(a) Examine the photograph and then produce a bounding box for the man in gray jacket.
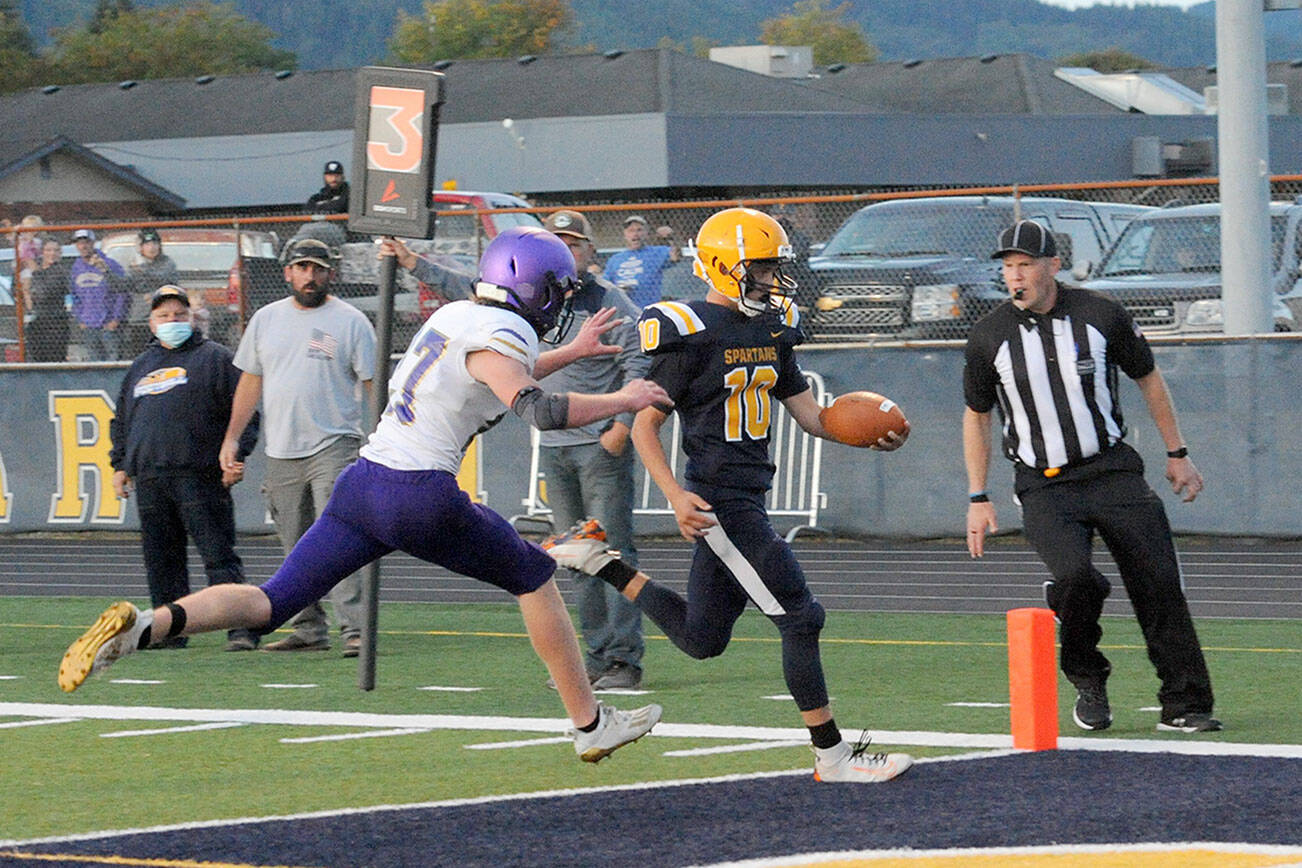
[381,213,649,687]
[535,210,649,688]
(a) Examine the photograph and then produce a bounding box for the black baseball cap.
[324,160,344,174]
[138,228,161,244]
[150,285,190,309]
[992,220,1057,259]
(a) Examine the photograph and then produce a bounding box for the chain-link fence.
[5,175,1302,361]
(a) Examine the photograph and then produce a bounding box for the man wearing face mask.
[219,237,377,656]
[110,286,262,651]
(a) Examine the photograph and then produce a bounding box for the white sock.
[132,606,156,649]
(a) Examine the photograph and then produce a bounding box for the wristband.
[968,492,990,503]
[1166,446,1188,459]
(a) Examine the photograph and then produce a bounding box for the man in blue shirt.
[602,215,680,308]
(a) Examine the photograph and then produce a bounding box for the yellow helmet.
[691,207,796,317]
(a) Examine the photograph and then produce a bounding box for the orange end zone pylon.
[1007,607,1058,750]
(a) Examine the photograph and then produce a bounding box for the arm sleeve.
[109,369,132,471]
[772,343,807,400]
[963,332,999,413]
[1110,307,1156,380]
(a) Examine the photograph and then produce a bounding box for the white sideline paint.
[4,701,1302,758]
[947,701,1010,708]
[100,722,246,738]
[691,842,1302,867]
[281,728,431,745]
[465,736,572,750]
[664,740,808,757]
[260,683,318,689]
[0,716,77,729]
[109,679,165,685]
[416,685,483,692]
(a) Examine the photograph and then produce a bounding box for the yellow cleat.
[58,601,146,693]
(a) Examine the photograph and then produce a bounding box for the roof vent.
[979,54,999,64]
[432,60,453,71]
[195,74,215,85]
[1205,65,1217,74]
[1291,58,1302,68]
[603,49,624,60]
[275,69,293,80]
[826,62,846,73]
[42,85,60,95]
[118,80,137,90]
[903,59,922,69]
[517,54,537,65]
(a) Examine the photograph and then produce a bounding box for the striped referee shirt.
[963,284,1155,472]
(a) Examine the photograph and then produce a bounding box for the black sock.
[596,559,638,592]
[576,713,600,733]
[165,602,187,637]
[136,626,152,650]
[809,719,842,749]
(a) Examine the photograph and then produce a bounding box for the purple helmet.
[474,226,578,341]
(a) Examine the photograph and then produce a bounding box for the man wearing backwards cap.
[963,219,1221,734]
[219,236,377,655]
[109,286,262,651]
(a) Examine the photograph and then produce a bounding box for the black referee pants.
[1020,466,1214,718]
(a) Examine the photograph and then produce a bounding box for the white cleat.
[58,601,151,693]
[542,519,620,576]
[572,701,662,763]
[813,736,913,783]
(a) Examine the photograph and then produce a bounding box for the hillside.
[20,0,1302,72]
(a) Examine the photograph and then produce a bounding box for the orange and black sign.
[348,66,445,238]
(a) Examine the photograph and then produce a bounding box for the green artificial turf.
[0,597,1296,841]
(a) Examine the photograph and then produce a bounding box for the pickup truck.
[1079,201,1301,334]
[805,195,1150,342]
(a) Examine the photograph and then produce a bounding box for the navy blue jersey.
[638,299,806,493]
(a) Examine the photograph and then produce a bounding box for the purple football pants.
[258,457,556,632]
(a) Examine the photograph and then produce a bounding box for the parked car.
[1079,201,1301,334]
[805,196,1151,342]
[100,227,281,349]
[337,190,542,351]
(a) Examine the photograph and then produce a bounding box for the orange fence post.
[1007,607,1058,751]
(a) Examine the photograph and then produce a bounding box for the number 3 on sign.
[367,86,424,174]
[724,366,777,441]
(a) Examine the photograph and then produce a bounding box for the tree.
[389,0,573,62]
[0,0,47,93]
[46,2,295,85]
[1056,48,1159,73]
[760,0,876,67]
[89,0,136,34]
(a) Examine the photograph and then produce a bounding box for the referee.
[962,219,1220,734]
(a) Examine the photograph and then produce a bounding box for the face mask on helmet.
[691,208,798,318]
[474,227,579,343]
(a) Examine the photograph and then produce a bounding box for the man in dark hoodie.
[109,285,261,651]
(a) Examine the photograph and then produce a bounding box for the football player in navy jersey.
[547,208,914,783]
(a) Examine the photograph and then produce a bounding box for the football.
[819,391,908,447]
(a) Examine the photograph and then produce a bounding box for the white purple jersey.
[360,300,540,473]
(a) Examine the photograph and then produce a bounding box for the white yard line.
[100,721,247,738]
[4,701,1300,757]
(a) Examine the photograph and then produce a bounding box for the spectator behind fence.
[28,237,71,362]
[70,228,130,361]
[307,160,349,214]
[110,286,262,651]
[16,215,44,297]
[125,228,180,355]
[537,209,649,690]
[602,215,680,308]
[220,236,376,657]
